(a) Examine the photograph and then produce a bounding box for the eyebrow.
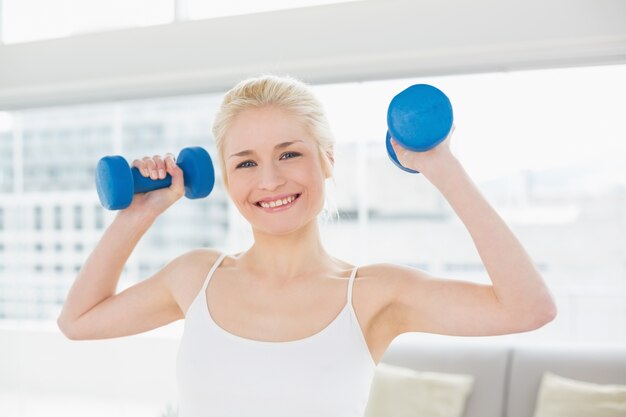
[228,140,303,159]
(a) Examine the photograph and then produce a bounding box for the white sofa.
[380,337,626,417]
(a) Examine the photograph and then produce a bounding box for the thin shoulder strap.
[346,266,358,305]
[201,252,228,292]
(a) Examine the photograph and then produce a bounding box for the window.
[53,206,62,230]
[0,64,624,346]
[73,205,83,230]
[33,206,43,230]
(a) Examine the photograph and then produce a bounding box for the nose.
[258,162,286,190]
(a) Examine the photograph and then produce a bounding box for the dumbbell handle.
[132,165,173,194]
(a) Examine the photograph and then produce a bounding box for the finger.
[164,154,177,173]
[163,153,176,164]
[166,156,185,197]
[390,137,405,155]
[164,154,177,170]
[389,137,397,150]
[153,155,166,179]
[131,159,149,177]
[142,156,158,179]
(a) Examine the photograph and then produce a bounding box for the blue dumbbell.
[95,146,215,210]
[385,84,454,173]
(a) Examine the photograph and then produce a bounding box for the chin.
[253,221,307,237]
[250,215,321,237]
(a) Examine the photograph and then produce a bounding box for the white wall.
[1,0,625,109]
[0,326,182,416]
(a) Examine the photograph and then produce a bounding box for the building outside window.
[0,64,624,344]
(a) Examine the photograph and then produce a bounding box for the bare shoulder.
[356,262,431,293]
[355,261,438,314]
[354,262,432,328]
[164,248,224,316]
[352,262,420,320]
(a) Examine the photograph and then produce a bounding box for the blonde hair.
[212,74,339,222]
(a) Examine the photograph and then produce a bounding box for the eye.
[236,160,256,169]
[281,151,301,159]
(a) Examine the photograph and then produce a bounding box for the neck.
[239,219,333,286]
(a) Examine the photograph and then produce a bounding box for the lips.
[255,193,301,209]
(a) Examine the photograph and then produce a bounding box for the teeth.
[259,194,297,208]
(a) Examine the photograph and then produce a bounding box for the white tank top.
[176,253,377,417]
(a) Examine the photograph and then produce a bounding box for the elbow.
[504,292,558,333]
[545,299,558,323]
[56,317,73,339]
[57,316,81,341]
[525,299,558,331]
[540,290,558,325]
[535,305,557,329]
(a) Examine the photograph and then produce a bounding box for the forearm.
[425,157,556,319]
[57,211,155,325]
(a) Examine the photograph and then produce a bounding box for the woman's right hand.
[123,153,185,219]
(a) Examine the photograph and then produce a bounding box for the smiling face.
[223,105,331,236]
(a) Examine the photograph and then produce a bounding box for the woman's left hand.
[389,124,456,179]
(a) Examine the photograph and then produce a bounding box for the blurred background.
[0,0,625,416]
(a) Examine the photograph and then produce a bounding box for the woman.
[58,75,557,417]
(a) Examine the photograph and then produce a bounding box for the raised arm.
[57,153,187,340]
[385,134,557,337]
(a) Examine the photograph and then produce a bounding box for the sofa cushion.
[507,344,626,417]
[379,336,510,417]
[364,362,474,417]
[532,372,626,417]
